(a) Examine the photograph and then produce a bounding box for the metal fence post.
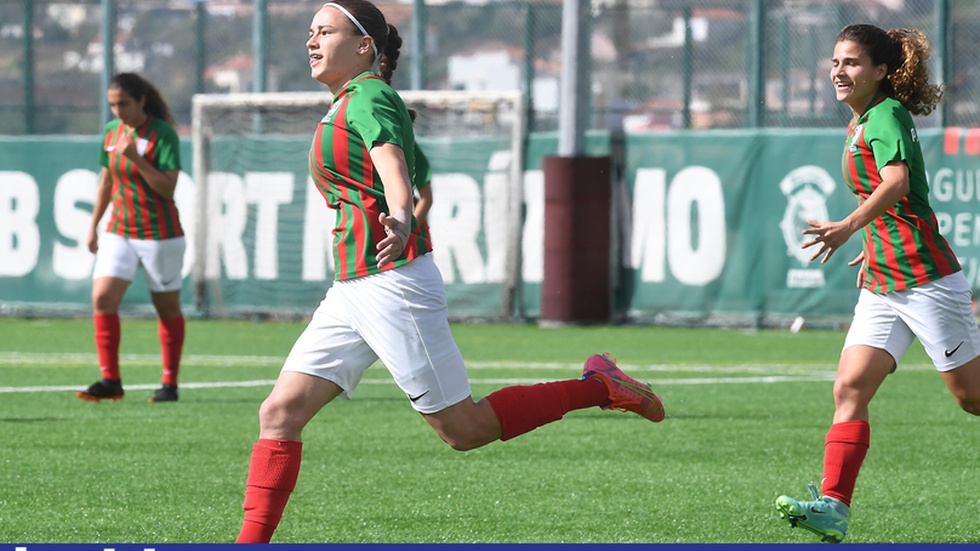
[746,0,764,128]
[100,0,116,125]
[22,0,34,134]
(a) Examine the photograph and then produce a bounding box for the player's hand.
[848,251,866,288]
[801,219,855,264]
[118,134,140,161]
[87,228,99,254]
[376,212,409,268]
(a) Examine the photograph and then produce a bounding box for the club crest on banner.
[779,165,836,288]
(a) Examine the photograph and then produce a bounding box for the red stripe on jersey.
[360,142,389,275]
[857,129,906,290]
[145,127,166,238]
[314,119,350,278]
[892,195,928,287]
[919,212,958,276]
[861,224,885,292]
[332,98,369,279]
[118,134,139,236]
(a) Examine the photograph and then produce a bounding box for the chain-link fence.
[2,0,979,136]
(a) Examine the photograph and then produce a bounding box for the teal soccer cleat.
[775,482,849,543]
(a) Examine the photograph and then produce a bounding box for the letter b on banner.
[0,172,41,277]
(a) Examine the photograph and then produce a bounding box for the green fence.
[3,0,980,135]
[4,128,980,325]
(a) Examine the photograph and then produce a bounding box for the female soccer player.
[774,24,980,542]
[76,73,185,404]
[234,0,665,542]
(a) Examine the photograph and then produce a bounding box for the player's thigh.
[91,277,130,313]
[93,233,139,284]
[843,289,915,368]
[940,355,980,414]
[150,290,182,320]
[344,256,471,414]
[343,256,471,414]
[893,272,980,371]
[133,237,185,293]
[280,288,379,401]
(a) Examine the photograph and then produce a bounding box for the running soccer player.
[774,24,980,542]
[76,73,186,404]
[233,0,665,542]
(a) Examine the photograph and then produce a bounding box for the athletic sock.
[158,315,185,386]
[485,377,609,441]
[236,439,303,543]
[94,313,121,382]
[822,420,870,507]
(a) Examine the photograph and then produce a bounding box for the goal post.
[190,89,526,319]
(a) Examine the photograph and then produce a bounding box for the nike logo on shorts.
[944,341,964,358]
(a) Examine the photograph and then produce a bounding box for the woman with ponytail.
[77,72,185,404]
[234,0,665,542]
[774,24,980,542]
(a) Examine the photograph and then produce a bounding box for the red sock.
[485,377,609,441]
[822,420,870,506]
[158,316,185,386]
[236,439,303,543]
[94,313,121,381]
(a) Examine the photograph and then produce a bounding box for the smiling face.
[830,39,888,117]
[306,5,374,93]
[107,88,146,129]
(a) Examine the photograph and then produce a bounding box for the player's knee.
[258,397,294,433]
[955,395,980,416]
[434,422,497,452]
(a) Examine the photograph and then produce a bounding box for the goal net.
[190,89,526,319]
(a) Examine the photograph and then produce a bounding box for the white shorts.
[281,254,472,414]
[843,271,980,372]
[92,233,186,293]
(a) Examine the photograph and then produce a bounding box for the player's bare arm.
[87,168,114,253]
[414,184,432,224]
[372,142,414,268]
[802,161,910,263]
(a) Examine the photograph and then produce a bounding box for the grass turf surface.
[0,318,977,543]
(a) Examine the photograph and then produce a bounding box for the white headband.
[323,2,378,58]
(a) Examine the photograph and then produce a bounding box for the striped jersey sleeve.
[307,72,431,281]
[100,117,183,240]
[841,95,959,293]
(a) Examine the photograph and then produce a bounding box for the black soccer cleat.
[148,384,179,403]
[76,378,124,402]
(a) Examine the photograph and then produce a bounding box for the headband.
[323,2,378,58]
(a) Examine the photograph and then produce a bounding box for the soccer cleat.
[148,384,179,403]
[775,482,849,543]
[76,378,124,402]
[582,353,665,422]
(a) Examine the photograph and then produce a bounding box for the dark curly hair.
[836,24,944,116]
[108,72,174,125]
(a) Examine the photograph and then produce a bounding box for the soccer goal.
[190,89,527,319]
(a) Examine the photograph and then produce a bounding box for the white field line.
[1,351,837,372]
[0,351,931,394]
[0,374,838,394]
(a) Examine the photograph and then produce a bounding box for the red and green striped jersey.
[99,116,183,240]
[309,72,431,281]
[841,93,959,293]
